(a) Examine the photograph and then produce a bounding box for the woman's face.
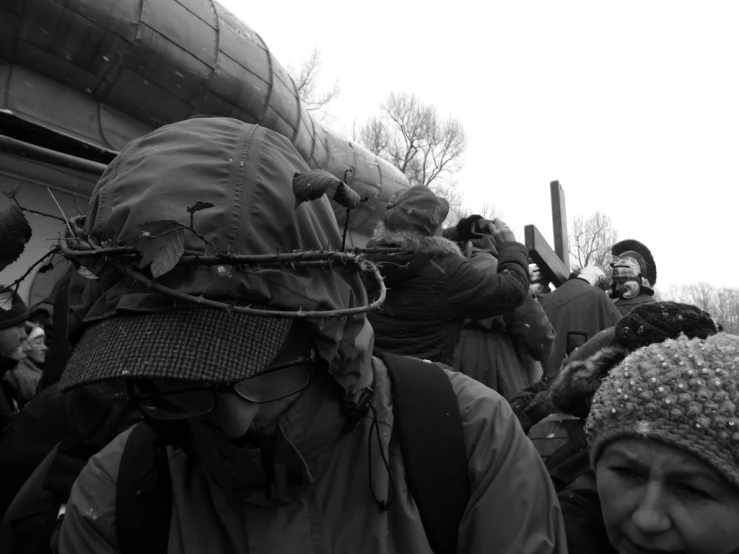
[596,438,739,554]
[25,334,48,364]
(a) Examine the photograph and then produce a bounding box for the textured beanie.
[383,186,449,236]
[548,302,718,418]
[0,288,29,330]
[614,301,717,351]
[587,333,739,488]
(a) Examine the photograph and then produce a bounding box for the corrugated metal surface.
[0,0,409,241]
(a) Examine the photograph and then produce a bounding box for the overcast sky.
[220,0,738,292]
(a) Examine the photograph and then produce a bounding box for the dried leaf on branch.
[123,220,187,279]
[292,170,361,209]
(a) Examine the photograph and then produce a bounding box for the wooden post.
[525,225,569,288]
[550,180,570,273]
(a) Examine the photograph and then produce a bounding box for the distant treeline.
[658,283,739,335]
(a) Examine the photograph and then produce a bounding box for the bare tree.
[357,92,467,199]
[288,48,340,123]
[658,282,739,335]
[568,211,619,272]
[447,200,504,228]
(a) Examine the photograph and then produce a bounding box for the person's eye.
[674,482,712,500]
[610,466,642,479]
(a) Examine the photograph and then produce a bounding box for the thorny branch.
[2,248,58,293]
[113,261,388,319]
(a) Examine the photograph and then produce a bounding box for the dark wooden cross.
[524,181,570,287]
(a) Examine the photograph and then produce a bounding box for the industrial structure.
[0,0,410,303]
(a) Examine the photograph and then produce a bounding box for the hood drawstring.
[367,366,396,511]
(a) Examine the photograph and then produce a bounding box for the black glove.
[455,215,484,242]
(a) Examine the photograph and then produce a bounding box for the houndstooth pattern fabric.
[59,309,292,390]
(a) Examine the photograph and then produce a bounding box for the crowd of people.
[0,116,734,554]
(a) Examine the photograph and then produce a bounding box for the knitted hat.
[383,186,449,236]
[587,333,739,488]
[0,288,29,330]
[548,302,718,418]
[614,301,718,351]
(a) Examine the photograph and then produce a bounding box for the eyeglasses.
[132,350,315,421]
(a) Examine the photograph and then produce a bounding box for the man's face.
[136,329,314,441]
[0,323,27,357]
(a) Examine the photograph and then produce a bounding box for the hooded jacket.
[55,118,566,553]
[365,228,530,365]
[60,355,567,554]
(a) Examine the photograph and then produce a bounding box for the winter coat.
[365,228,530,365]
[539,278,622,376]
[3,358,42,407]
[0,353,18,431]
[558,470,616,554]
[452,250,554,399]
[59,357,567,554]
[613,292,656,316]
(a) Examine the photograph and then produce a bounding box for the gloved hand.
[486,218,516,246]
[455,214,484,242]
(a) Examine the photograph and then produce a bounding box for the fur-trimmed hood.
[546,345,629,419]
[368,222,463,257]
[366,222,463,285]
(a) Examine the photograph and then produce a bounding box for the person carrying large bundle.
[48,118,565,554]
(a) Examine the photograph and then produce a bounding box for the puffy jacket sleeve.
[445,241,530,319]
[447,370,567,553]
[59,428,132,554]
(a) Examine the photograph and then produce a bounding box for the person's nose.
[632,481,671,535]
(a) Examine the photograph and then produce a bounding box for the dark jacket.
[539,278,622,376]
[366,227,530,365]
[453,249,555,399]
[0,353,19,432]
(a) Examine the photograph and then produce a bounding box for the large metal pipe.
[0,0,409,243]
[0,135,108,176]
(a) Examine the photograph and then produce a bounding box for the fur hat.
[587,333,739,488]
[383,186,449,236]
[547,302,718,418]
[0,289,29,331]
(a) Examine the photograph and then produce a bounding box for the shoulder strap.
[382,353,470,554]
[116,422,171,554]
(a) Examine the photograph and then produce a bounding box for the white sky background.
[219,0,738,292]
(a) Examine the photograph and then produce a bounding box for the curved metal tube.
[0,0,409,241]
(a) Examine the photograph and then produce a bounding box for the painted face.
[611,276,641,299]
[595,438,739,554]
[0,324,27,357]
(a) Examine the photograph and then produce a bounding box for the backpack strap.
[382,353,470,554]
[116,422,171,554]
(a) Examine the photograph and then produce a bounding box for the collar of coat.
[368,222,463,258]
[545,345,630,419]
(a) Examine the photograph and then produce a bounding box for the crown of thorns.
[56,169,397,319]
